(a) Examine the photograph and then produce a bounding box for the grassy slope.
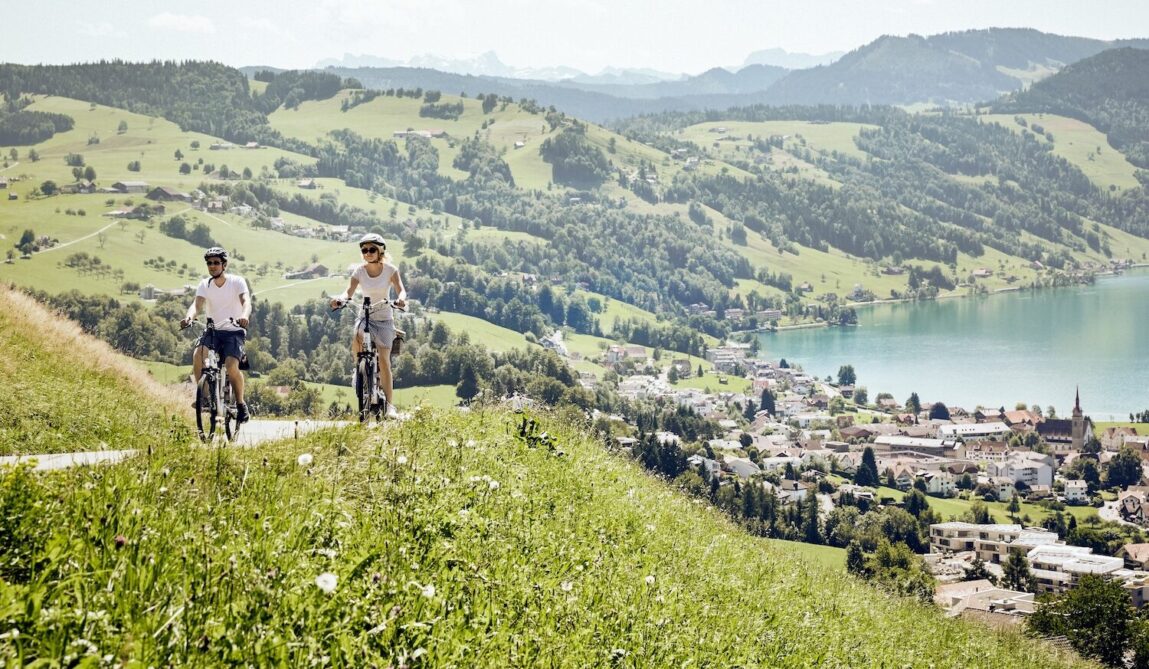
[0,285,192,455]
[980,112,1141,192]
[0,373,1090,667]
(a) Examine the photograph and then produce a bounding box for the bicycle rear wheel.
[222,379,239,442]
[195,375,219,441]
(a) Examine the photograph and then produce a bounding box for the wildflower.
[560,581,573,592]
[421,583,436,598]
[158,486,168,495]
[161,467,170,477]
[645,574,655,586]
[397,455,408,465]
[488,479,500,490]
[315,572,338,594]
[297,453,313,466]
[113,535,128,549]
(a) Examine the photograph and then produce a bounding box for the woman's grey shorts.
[357,319,396,350]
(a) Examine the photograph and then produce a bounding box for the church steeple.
[1072,387,1085,451]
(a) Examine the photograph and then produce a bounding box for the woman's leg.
[377,347,394,406]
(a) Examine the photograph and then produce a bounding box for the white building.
[988,452,1055,488]
[1064,479,1089,504]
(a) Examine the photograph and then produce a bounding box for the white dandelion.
[645,574,656,586]
[560,581,573,592]
[297,453,313,467]
[397,455,408,465]
[421,583,436,598]
[315,572,338,594]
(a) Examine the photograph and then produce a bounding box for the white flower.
[645,575,656,586]
[488,479,500,490]
[315,572,338,594]
[560,581,573,592]
[421,583,436,598]
[397,455,408,465]
[297,453,313,467]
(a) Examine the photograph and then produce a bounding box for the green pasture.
[980,113,1141,192]
[268,90,560,189]
[876,486,1100,525]
[766,538,846,571]
[671,370,752,395]
[679,120,878,162]
[17,96,314,188]
[422,310,531,353]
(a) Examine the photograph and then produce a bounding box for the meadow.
[0,321,1093,666]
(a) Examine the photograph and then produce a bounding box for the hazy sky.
[7,0,1149,74]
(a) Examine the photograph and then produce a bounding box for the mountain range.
[295,28,1149,123]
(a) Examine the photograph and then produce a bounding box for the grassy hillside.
[981,113,1141,191]
[0,375,1091,666]
[0,285,191,455]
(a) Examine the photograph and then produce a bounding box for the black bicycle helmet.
[204,246,228,262]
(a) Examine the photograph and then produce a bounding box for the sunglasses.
[206,260,224,266]
[360,246,380,254]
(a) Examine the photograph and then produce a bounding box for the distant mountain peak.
[741,47,844,70]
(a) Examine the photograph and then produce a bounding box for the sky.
[6,0,1149,75]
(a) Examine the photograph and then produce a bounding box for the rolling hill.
[0,307,1093,667]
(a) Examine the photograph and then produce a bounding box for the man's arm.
[181,296,206,328]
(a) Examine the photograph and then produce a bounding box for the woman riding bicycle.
[330,233,407,419]
[180,246,251,423]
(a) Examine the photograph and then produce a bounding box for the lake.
[758,270,1149,420]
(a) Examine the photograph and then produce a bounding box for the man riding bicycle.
[180,246,251,423]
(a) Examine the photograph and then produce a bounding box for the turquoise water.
[758,271,1149,420]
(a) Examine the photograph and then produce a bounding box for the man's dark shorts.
[200,329,246,362]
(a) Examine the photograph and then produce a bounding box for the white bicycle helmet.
[358,233,386,250]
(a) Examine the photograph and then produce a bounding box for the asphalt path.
[0,419,349,472]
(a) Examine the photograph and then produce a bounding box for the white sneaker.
[385,405,399,419]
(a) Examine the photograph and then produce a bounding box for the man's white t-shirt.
[195,274,249,331]
[351,262,398,321]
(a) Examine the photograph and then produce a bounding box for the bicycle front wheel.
[355,359,372,424]
[195,375,219,441]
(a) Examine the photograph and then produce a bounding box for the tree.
[39,180,58,196]
[1028,574,1135,667]
[853,386,868,405]
[905,392,922,415]
[1106,445,1143,488]
[117,120,128,134]
[836,364,856,386]
[1001,551,1036,592]
[27,148,39,162]
[928,402,950,420]
[456,364,480,402]
[83,165,97,181]
[846,541,866,576]
[760,388,775,415]
[1007,492,1021,521]
[174,149,184,161]
[180,162,192,175]
[855,446,880,487]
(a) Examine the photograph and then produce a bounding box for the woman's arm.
[330,276,360,308]
[390,268,407,308]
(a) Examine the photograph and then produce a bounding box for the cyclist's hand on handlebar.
[330,297,347,310]
[235,317,249,329]
[394,298,407,310]
[180,316,195,330]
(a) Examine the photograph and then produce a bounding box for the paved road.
[0,419,350,472]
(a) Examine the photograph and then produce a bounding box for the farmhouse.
[111,181,149,193]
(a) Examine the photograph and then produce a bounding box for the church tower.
[1071,387,1085,451]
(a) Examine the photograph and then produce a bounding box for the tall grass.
[0,284,191,455]
[0,402,1091,667]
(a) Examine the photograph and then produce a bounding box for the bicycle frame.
[334,296,403,423]
[187,318,240,442]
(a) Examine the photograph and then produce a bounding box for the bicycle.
[332,296,404,424]
[182,317,242,442]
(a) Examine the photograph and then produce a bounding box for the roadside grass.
[980,113,1141,191]
[0,404,1092,667]
[0,285,191,456]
